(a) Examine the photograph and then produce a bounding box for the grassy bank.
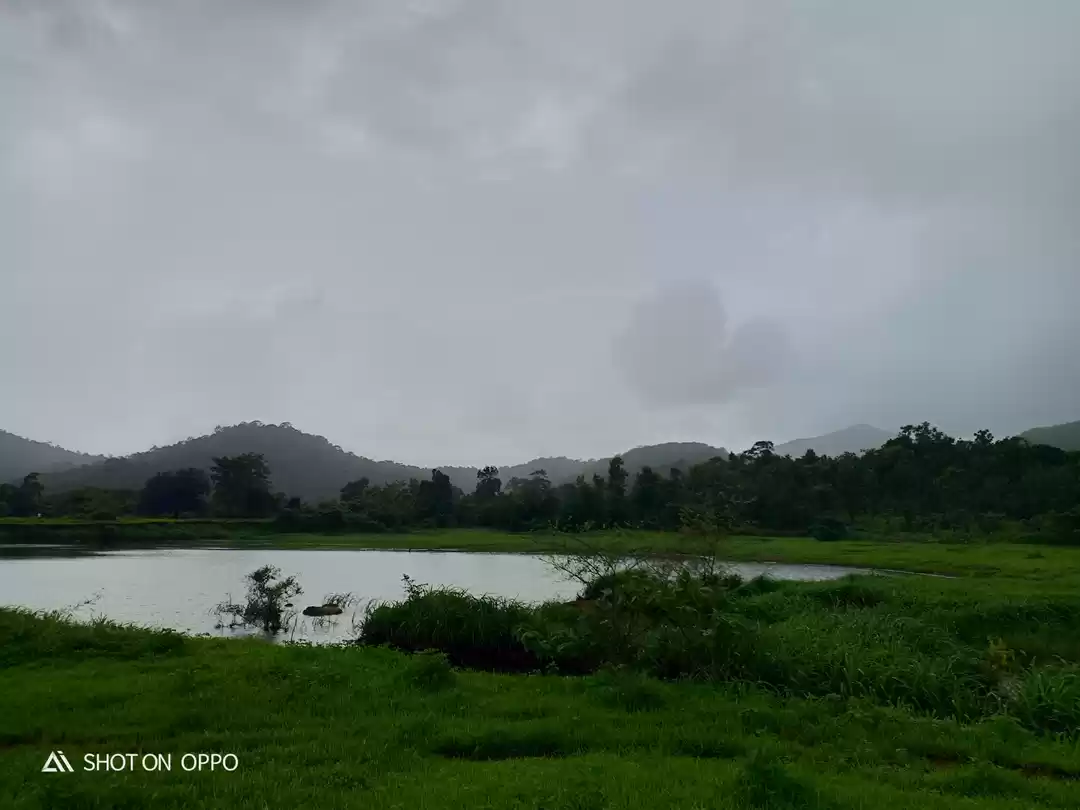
[6,519,1080,585]
[228,530,1080,586]
[2,606,1080,809]
[0,517,274,544]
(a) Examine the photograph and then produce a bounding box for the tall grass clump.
[1010,668,1080,736]
[358,575,539,671]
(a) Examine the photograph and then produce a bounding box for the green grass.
[359,569,1080,725]
[3,607,1080,809]
[8,521,1080,587]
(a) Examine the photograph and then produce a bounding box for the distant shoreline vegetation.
[0,422,1078,546]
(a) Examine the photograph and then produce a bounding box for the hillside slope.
[0,430,105,483]
[773,424,893,458]
[30,425,727,500]
[500,442,728,486]
[1021,420,1080,451]
[36,423,442,502]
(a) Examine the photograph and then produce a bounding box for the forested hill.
[33,423,445,502]
[0,430,105,483]
[26,424,727,501]
[12,418,1079,503]
[1021,420,1080,452]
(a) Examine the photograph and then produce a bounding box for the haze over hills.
[0,430,106,483]
[3,419,1076,502]
[772,425,894,458]
[498,443,730,488]
[1021,420,1080,452]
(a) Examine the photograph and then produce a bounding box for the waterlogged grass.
[2,608,1080,809]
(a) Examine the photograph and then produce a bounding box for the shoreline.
[2,528,1079,582]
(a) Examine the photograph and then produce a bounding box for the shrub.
[358,577,539,672]
[588,666,666,712]
[214,565,303,634]
[807,577,889,609]
[405,650,456,691]
[808,518,848,541]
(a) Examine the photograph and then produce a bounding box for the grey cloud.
[616,281,795,408]
[1,1,1078,464]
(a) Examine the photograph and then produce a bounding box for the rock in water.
[302,605,344,617]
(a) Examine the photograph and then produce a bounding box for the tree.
[210,454,275,517]
[0,483,16,517]
[515,469,557,528]
[10,473,44,517]
[214,565,303,634]
[340,478,370,504]
[630,465,663,525]
[138,469,210,517]
[743,441,776,462]
[475,466,502,499]
[417,469,456,526]
[606,456,628,523]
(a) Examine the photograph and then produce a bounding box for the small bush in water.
[215,565,302,634]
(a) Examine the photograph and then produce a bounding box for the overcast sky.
[2,1,1078,466]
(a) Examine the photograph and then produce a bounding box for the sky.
[1,0,1078,467]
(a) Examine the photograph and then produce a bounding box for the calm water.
[0,546,866,644]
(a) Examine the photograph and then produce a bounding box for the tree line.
[1,423,1078,541]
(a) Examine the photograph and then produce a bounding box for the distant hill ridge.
[772,424,894,458]
[4,418,1076,501]
[21,423,728,501]
[1021,420,1080,452]
[0,429,106,483]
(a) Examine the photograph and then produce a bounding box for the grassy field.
[2,604,1080,810]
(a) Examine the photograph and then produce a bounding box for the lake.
[0,546,867,644]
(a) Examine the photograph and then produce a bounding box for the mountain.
[35,423,448,502]
[500,442,729,486]
[772,425,893,458]
[12,417,1077,503]
[0,430,105,483]
[1021,420,1080,451]
[27,424,726,501]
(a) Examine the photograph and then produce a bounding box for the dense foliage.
[3,423,1078,542]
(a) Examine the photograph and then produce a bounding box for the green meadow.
[3,533,1080,809]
